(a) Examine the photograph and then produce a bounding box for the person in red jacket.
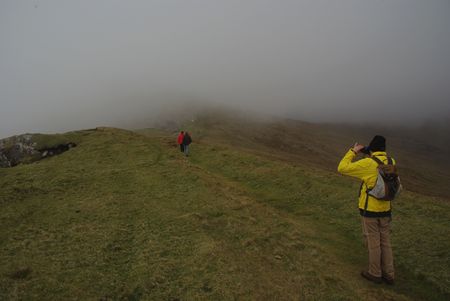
[177,131,184,152]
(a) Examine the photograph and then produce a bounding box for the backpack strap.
[363,191,370,216]
[371,156,394,165]
[371,156,384,165]
[358,182,363,198]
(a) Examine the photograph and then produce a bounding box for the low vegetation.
[0,126,448,300]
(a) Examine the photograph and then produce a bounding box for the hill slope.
[1,127,449,300]
[178,111,450,200]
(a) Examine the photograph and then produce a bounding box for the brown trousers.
[361,217,394,279]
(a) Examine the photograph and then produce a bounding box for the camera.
[360,146,370,155]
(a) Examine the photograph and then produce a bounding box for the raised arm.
[338,148,370,180]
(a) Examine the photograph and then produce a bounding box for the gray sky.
[1,0,449,137]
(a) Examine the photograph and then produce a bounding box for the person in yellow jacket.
[338,135,395,285]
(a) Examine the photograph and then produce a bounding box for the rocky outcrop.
[0,152,10,168]
[0,134,38,167]
[41,143,76,158]
[0,134,76,168]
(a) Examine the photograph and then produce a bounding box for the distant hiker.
[338,135,400,285]
[177,131,185,152]
[182,132,192,156]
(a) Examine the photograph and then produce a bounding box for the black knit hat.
[368,135,386,152]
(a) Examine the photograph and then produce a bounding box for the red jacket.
[177,133,184,144]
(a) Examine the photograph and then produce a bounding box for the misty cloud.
[1,0,449,137]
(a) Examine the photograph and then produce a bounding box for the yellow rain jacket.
[338,149,395,216]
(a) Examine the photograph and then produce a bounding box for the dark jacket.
[183,134,192,145]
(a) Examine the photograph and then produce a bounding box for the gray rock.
[0,152,11,167]
[3,141,39,166]
[0,134,77,168]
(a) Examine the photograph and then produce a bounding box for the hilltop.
[0,125,449,300]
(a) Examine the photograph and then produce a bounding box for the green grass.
[31,132,85,150]
[0,127,449,300]
[183,111,450,200]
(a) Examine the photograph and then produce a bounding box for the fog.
[1,0,449,138]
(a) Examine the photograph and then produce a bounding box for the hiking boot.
[361,271,382,284]
[382,275,395,285]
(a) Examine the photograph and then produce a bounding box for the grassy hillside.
[179,111,450,200]
[1,127,449,300]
